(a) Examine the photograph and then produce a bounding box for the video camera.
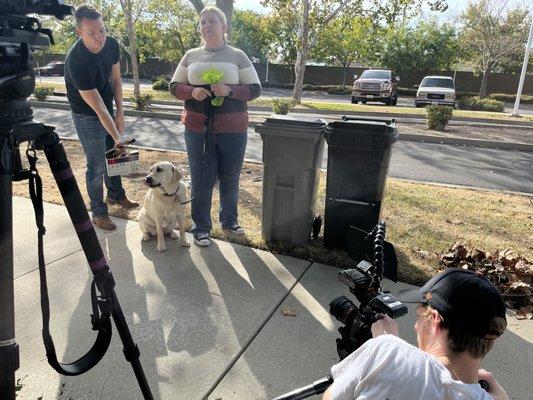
[0,0,71,105]
[274,222,407,400]
[329,222,408,359]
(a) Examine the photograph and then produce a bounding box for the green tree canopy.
[146,0,199,64]
[458,0,530,96]
[232,10,273,62]
[376,20,461,73]
[312,15,376,85]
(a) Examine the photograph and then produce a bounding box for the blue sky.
[234,0,532,20]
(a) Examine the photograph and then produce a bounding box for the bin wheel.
[311,215,322,239]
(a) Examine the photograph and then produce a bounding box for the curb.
[260,107,533,127]
[149,100,533,127]
[33,101,533,152]
[41,95,533,127]
[392,177,533,198]
[397,134,533,152]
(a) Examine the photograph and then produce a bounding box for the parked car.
[35,61,65,76]
[414,76,456,108]
[351,69,400,106]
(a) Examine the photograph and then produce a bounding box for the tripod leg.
[109,289,154,400]
[0,134,20,400]
[39,130,153,399]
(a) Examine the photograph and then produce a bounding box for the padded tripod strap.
[26,148,112,376]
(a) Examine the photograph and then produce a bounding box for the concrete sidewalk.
[11,197,532,399]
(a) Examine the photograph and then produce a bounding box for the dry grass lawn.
[12,140,533,286]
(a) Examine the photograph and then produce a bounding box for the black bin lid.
[341,115,396,124]
[327,119,397,138]
[262,114,327,129]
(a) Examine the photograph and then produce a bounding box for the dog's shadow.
[140,237,218,357]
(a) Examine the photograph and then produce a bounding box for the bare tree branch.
[189,0,205,14]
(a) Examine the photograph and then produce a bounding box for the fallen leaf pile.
[439,242,533,320]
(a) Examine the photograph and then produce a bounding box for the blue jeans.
[72,113,126,217]
[184,128,247,234]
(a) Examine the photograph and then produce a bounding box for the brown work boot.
[106,197,139,209]
[92,216,117,231]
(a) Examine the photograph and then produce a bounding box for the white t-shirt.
[330,335,491,400]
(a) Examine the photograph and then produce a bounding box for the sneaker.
[193,232,211,247]
[224,224,245,236]
[92,216,117,231]
[106,197,139,209]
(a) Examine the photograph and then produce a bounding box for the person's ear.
[430,309,444,332]
[75,22,83,37]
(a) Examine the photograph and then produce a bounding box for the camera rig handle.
[272,375,333,400]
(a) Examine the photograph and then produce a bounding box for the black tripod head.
[0,0,72,125]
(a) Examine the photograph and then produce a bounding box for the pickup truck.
[351,69,399,106]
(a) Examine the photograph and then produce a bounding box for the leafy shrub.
[150,74,170,83]
[457,96,504,112]
[426,105,453,130]
[130,93,153,111]
[489,93,533,104]
[455,92,478,100]
[327,86,352,95]
[272,98,295,115]
[152,79,169,91]
[262,82,294,90]
[33,86,55,101]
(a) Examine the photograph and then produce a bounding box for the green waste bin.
[324,117,398,250]
[256,115,326,245]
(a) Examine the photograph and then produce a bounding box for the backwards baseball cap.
[398,268,507,339]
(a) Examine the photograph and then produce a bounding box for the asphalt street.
[33,108,533,193]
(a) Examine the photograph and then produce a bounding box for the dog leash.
[162,185,194,205]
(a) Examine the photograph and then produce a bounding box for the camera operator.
[64,4,138,231]
[322,268,508,400]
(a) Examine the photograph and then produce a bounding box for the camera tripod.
[0,95,153,400]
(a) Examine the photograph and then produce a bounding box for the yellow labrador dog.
[138,161,190,251]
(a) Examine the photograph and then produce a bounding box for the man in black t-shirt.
[65,4,138,231]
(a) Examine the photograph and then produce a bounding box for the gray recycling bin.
[256,115,326,245]
[324,117,398,250]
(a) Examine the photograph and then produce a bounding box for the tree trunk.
[342,65,347,88]
[120,0,140,96]
[128,13,140,96]
[189,0,205,14]
[293,0,310,104]
[216,0,234,41]
[479,63,492,98]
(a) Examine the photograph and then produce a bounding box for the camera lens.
[329,296,357,325]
